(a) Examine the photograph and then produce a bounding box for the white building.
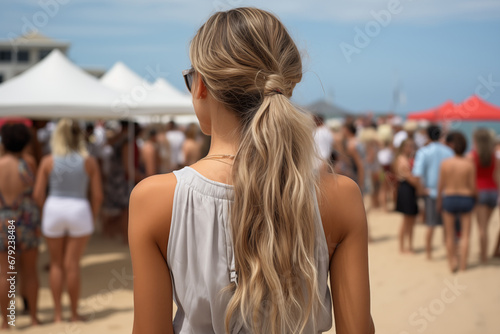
[0,33,104,83]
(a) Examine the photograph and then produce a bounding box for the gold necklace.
[201,154,236,160]
[200,154,236,166]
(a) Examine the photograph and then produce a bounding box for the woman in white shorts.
[34,119,103,323]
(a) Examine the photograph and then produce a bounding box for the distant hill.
[305,99,390,118]
[304,99,352,118]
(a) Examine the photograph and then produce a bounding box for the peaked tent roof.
[153,78,187,97]
[100,61,153,93]
[450,95,500,121]
[137,78,193,115]
[0,49,121,119]
[100,64,194,116]
[407,100,455,121]
[408,97,500,122]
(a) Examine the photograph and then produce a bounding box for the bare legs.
[425,226,435,260]
[370,172,380,210]
[19,249,39,325]
[0,249,39,328]
[399,215,416,253]
[46,235,90,322]
[379,172,392,212]
[459,214,472,271]
[0,252,11,329]
[65,236,90,321]
[46,237,65,322]
[443,212,472,272]
[476,204,494,263]
[443,212,457,271]
[493,224,500,258]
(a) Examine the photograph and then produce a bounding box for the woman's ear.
[193,73,208,100]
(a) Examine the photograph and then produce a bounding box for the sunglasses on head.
[182,68,195,92]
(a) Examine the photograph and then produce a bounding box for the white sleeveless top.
[168,166,333,333]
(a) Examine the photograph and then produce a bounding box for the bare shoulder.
[129,173,178,257]
[40,155,53,173]
[40,154,53,165]
[317,171,367,254]
[84,155,99,169]
[441,158,451,168]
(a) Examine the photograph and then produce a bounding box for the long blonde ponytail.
[190,8,322,333]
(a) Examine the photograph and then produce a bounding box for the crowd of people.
[1,111,500,327]
[315,114,500,273]
[0,118,207,327]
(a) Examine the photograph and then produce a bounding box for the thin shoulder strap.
[18,158,34,185]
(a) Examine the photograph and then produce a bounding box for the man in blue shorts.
[412,125,453,260]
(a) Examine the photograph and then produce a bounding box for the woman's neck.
[3,151,23,159]
[206,105,240,157]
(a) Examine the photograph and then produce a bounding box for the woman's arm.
[33,156,51,208]
[320,174,375,334]
[129,173,177,334]
[494,157,500,187]
[85,156,103,219]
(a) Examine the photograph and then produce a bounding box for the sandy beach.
[10,205,500,334]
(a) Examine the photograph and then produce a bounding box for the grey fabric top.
[168,166,333,333]
[49,152,89,199]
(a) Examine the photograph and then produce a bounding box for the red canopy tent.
[0,117,33,129]
[447,95,500,121]
[407,100,455,121]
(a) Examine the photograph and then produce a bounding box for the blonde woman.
[33,119,103,322]
[129,8,374,334]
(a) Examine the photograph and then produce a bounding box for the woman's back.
[49,152,89,199]
[167,166,332,333]
[471,150,496,190]
[0,154,40,253]
[0,155,35,206]
[130,162,372,334]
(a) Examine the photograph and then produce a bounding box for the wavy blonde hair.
[190,8,322,334]
[50,118,88,157]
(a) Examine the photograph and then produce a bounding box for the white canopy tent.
[100,62,194,117]
[0,51,195,119]
[152,78,190,100]
[148,78,198,124]
[100,61,153,94]
[0,49,122,119]
[0,51,196,191]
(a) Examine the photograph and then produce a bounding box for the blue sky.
[1,0,500,114]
